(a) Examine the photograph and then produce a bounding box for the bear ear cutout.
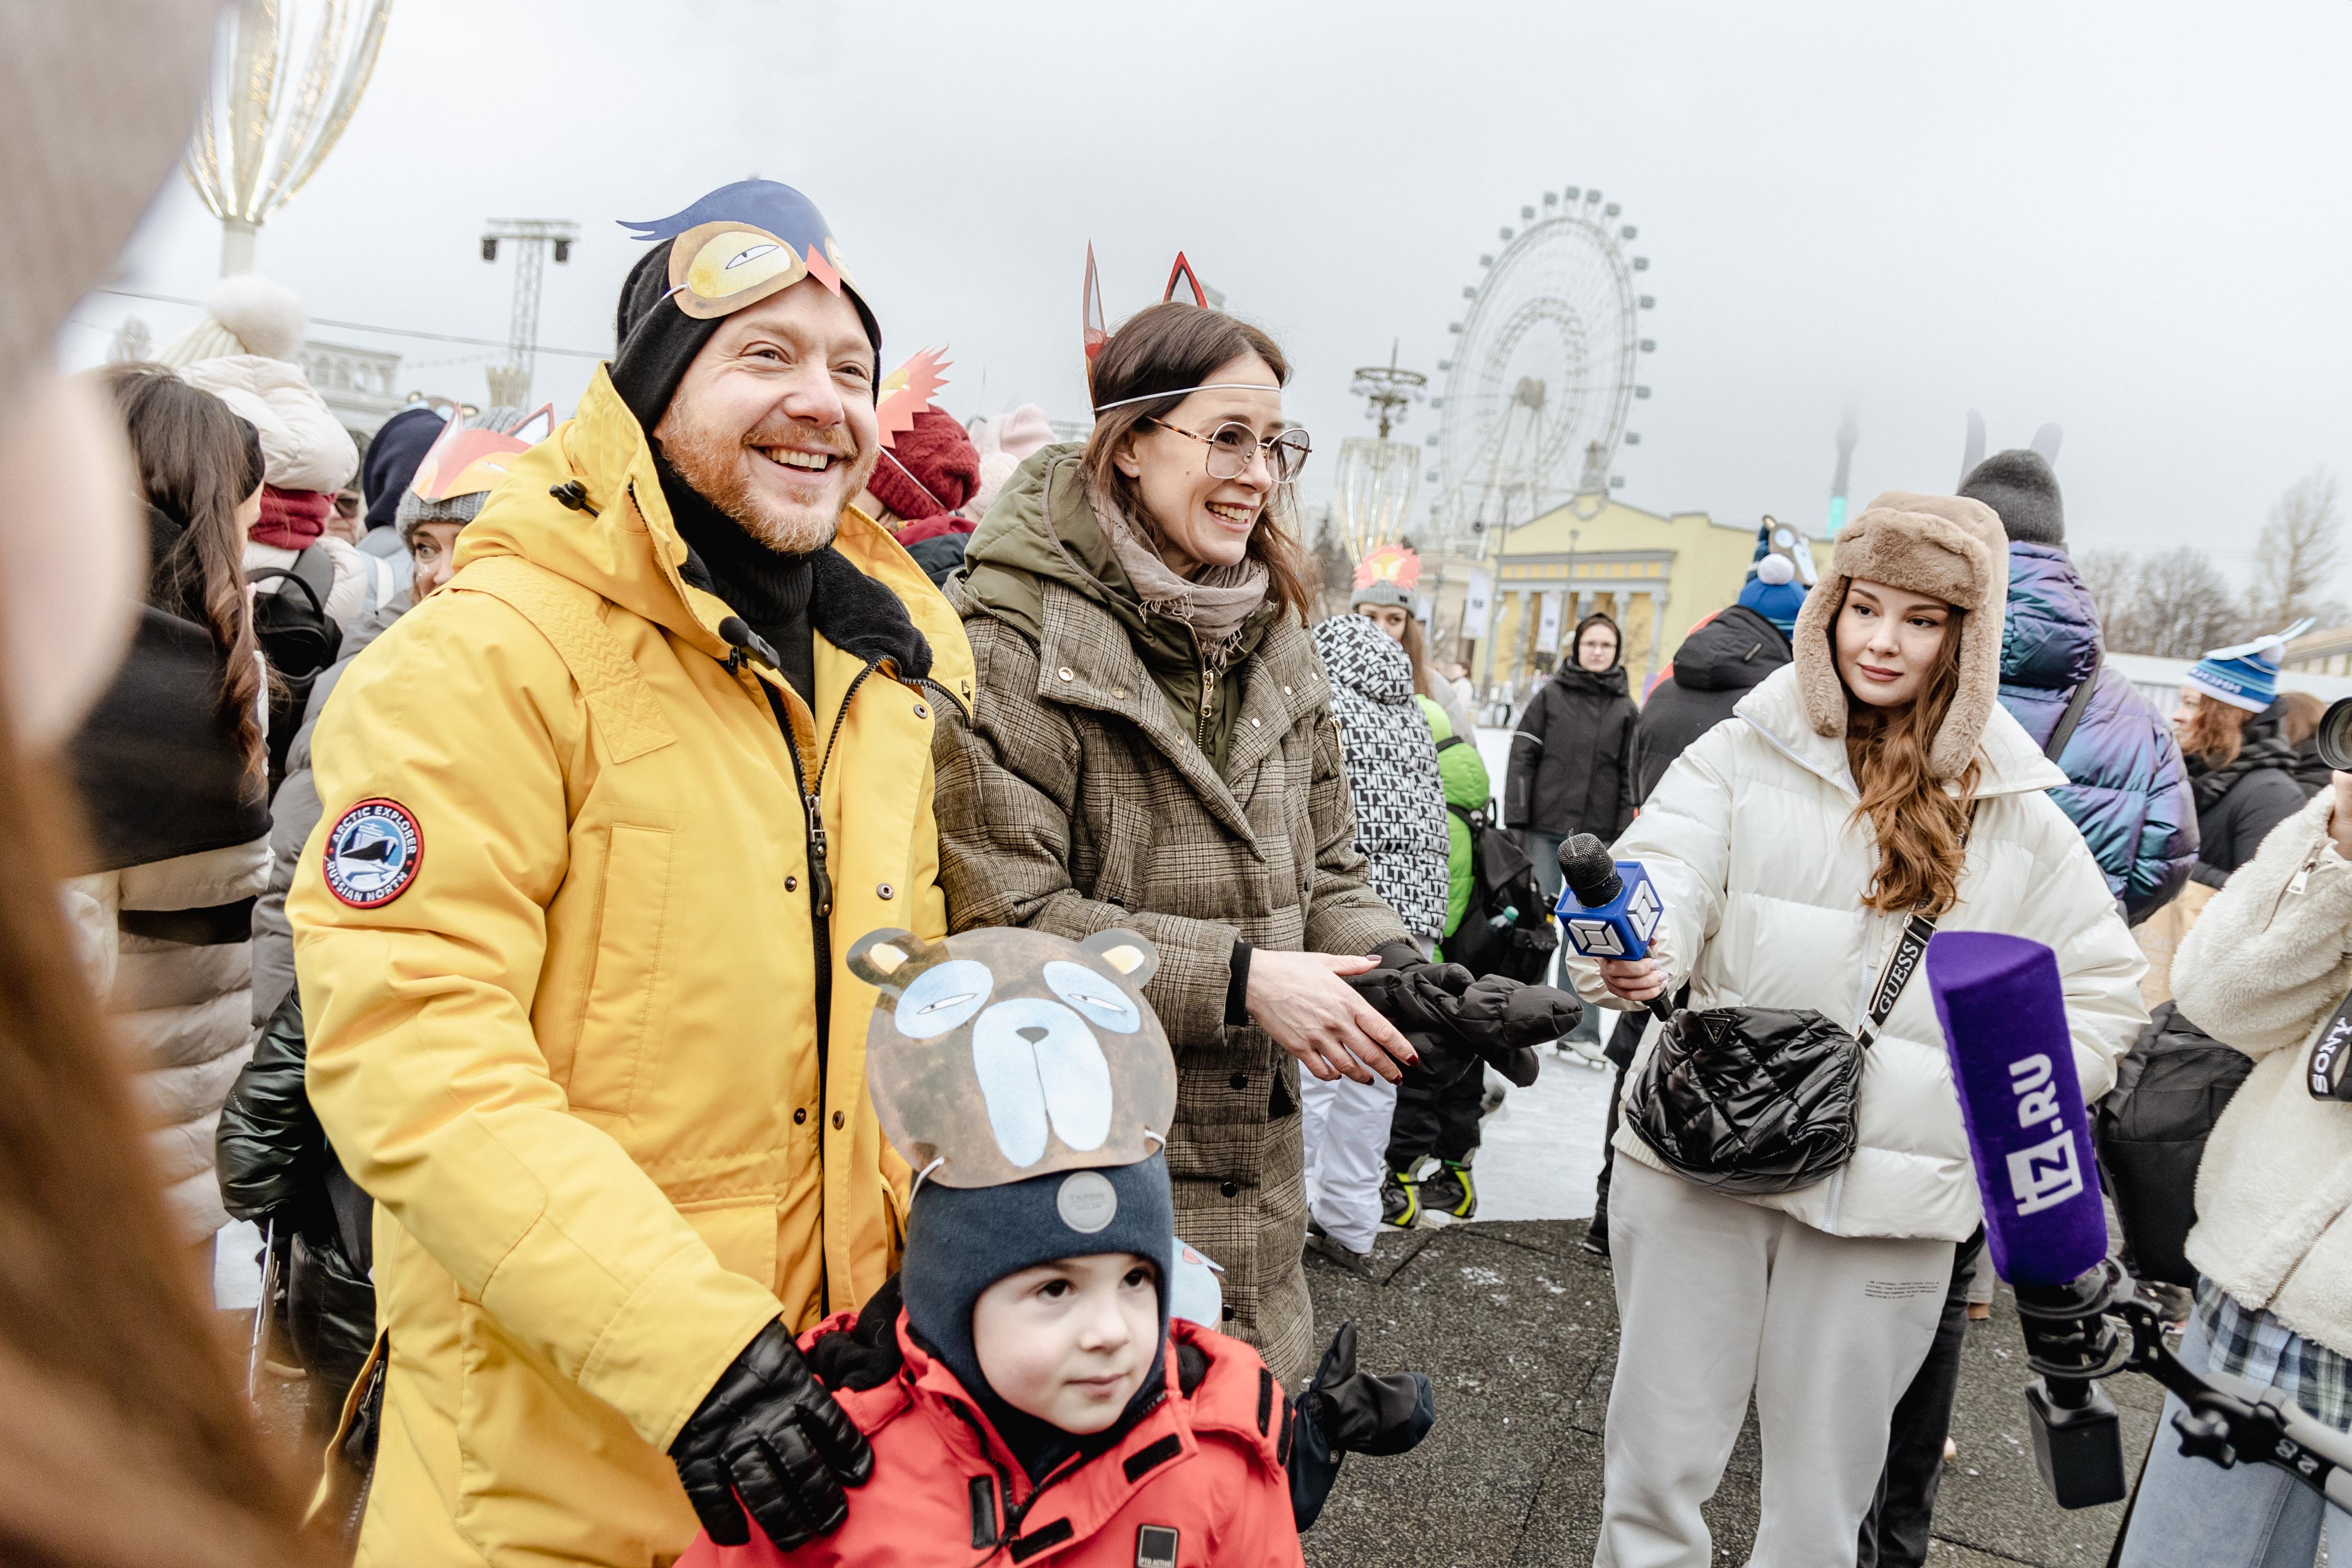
[1082,927,1159,986]
[848,928,946,996]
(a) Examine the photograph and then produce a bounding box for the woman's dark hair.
[1081,303,1313,623]
[100,364,266,783]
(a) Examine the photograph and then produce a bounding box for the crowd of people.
[7,59,2352,1568]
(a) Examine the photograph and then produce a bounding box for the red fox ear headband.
[1080,242,1279,415]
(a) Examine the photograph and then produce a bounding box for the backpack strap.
[449,555,675,763]
[2044,665,2100,763]
[291,545,337,608]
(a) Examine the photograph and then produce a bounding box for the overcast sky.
[70,0,2352,600]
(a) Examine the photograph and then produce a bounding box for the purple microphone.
[1923,931,2107,1286]
[1926,930,2127,1508]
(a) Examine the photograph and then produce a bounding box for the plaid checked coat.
[933,564,1409,1383]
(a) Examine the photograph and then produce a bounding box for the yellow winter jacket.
[289,366,972,1567]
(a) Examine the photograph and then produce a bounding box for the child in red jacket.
[679,926,1431,1568]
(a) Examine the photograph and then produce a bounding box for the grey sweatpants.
[1596,1158,1954,1568]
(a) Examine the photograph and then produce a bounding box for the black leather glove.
[1287,1321,1437,1530]
[1346,945,1579,1089]
[671,1320,875,1549]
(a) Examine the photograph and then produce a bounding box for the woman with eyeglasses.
[932,302,1420,1382]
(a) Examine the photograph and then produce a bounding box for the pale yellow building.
[1426,496,1832,698]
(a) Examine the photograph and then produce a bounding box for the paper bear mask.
[847,926,1178,1190]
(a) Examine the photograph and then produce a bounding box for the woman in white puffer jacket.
[2114,781,2352,1566]
[1565,492,2146,1568]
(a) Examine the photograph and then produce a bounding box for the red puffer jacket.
[680,1310,1304,1568]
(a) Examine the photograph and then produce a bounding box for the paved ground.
[1300,1216,2161,1568]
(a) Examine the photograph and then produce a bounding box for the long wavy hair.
[2176,690,2253,769]
[1081,302,1313,623]
[101,364,267,784]
[1844,610,1980,917]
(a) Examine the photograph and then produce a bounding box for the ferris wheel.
[1430,186,1654,546]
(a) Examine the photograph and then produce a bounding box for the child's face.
[970,1253,1159,1435]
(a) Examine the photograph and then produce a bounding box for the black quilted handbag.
[1625,914,1936,1195]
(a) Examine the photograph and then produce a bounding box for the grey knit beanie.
[1958,448,2065,548]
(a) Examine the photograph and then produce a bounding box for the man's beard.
[660,408,872,556]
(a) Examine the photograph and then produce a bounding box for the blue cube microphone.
[1556,834,1674,1023]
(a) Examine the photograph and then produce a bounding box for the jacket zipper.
[728,648,885,1105]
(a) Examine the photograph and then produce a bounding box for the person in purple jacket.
[1963,449,2198,924]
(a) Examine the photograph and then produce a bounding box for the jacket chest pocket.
[567,823,679,1116]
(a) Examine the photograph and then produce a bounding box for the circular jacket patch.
[323,798,424,908]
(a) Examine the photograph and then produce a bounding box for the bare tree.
[1303,504,1354,621]
[2101,547,2246,658]
[2246,469,2346,631]
[2073,547,2136,635]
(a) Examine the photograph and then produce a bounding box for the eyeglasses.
[1150,418,1312,485]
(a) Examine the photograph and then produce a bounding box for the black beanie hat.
[360,403,448,532]
[608,240,884,435]
[1959,448,2065,548]
[902,1153,1175,1470]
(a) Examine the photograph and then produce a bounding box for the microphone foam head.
[1925,932,2108,1289]
[1559,834,1621,907]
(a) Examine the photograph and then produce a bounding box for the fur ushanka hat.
[1790,490,2008,779]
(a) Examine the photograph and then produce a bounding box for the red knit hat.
[868,408,981,521]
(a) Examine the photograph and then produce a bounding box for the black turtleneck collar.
[651,445,938,705]
[656,447,818,705]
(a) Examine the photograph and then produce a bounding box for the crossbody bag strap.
[1857,913,1939,1048]
[2044,663,2100,763]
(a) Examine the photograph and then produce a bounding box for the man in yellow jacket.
[289,180,973,1566]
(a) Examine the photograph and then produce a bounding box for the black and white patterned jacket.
[1311,614,1451,941]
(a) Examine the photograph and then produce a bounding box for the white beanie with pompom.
[156,273,306,367]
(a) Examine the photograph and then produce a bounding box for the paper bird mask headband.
[619,179,859,322]
[1353,543,1422,594]
[408,404,556,504]
[1081,243,1280,414]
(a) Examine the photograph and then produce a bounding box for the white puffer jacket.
[2175,791,2352,1353]
[63,835,271,1242]
[1567,663,2147,1241]
[176,353,358,494]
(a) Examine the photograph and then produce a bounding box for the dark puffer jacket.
[2186,699,2311,887]
[1634,605,1790,800]
[1995,541,2197,921]
[1504,665,1639,840]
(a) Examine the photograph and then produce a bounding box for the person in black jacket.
[1636,594,1798,801]
[2175,627,2313,885]
[1507,613,1640,1052]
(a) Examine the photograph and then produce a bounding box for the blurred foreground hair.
[0,654,309,1563]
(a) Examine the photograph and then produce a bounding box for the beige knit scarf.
[1089,488,1269,671]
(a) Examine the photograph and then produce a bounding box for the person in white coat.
[1567,492,2146,1568]
[2113,779,2352,1567]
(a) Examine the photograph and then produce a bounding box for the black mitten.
[804,1275,906,1394]
[1287,1321,1438,1531]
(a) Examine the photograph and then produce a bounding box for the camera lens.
[2317,697,2352,773]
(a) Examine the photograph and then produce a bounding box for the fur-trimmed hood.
[1789,490,2008,779]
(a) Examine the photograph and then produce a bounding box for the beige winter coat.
[2176,791,2352,1353]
